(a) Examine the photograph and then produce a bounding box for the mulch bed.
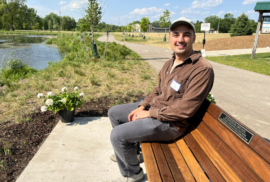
[0,94,143,182]
[193,34,270,51]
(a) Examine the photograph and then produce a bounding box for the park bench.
[141,99,270,182]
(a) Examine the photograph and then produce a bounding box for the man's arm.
[149,67,214,122]
[139,72,161,108]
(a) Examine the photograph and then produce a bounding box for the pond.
[0,35,63,70]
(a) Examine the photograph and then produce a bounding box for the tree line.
[118,10,258,37]
[0,0,76,31]
[194,13,257,35]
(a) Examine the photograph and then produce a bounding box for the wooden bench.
[141,99,270,182]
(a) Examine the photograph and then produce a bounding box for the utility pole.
[59,11,62,31]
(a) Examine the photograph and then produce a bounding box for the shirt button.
[167,72,169,74]
[153,100,155,102]
[165,84,167,86]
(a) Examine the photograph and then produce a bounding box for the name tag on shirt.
[170,79,181,92]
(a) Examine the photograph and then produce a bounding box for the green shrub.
[230,13,253,37]
[0,57,37,83]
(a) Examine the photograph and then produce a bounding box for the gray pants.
[109,101,182,177]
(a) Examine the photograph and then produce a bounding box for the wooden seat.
[142,99,270,182]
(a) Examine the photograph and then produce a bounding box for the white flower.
[37,93,44,98]
[61,98,67,104]
[211,94,215,100]
[41,106,47,112]
[74,87,79,91]
[47,92,53,96]
[79,93,85,97]
[62,87,68,92]
[45,99,54,106]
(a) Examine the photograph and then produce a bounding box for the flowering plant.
[38,87,85,114]
[207,93,216,104]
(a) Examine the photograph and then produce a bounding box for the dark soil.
[0,94,144,182]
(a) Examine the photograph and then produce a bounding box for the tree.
[48,20,52,32]
[204,15,219,30]
[230,13,253,36]
[249,19,257,33]
[152,20,160,27]
[0,0,26,30]
[159,9,171,28]
[140,17,150,32]
[35,22,39,30]
[219,13,236,33]
[194,20,203,33]
[85,0,102,44]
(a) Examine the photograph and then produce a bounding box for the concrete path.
[17,117,148,182]
[98,35,270,140]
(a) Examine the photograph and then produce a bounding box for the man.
[109,17,214,182]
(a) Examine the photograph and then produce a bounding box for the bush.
[230,13,253,37]
[0,57,37,84]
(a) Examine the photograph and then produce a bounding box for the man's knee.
[108,105,119,119]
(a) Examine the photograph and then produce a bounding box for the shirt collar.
[172,50,202,65]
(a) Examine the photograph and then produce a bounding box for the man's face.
[169,24,196,55]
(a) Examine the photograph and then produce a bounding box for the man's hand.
[131,110,150,121]
[128,106,145,121]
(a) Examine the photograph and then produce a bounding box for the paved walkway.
[98,35,270,140]
[17,117,148,182]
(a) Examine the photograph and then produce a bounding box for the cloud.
[164,3,170,6]
[181,8,209,15]
[175,5,179,9]
[171,11,176,15]
[242,0,262,5]
[191,0,223,8]
[217,10,225,17]
[61,0,87,11]
[129,7,163,15]
[59,1,66,5]
[247,10,256,14]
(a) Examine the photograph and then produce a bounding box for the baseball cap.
[170,17,196,33]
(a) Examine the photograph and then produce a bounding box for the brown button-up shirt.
[140,51,214,133]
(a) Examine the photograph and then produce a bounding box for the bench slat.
[191,128,242,182]
[168,143,196,182]
[202,111,270,181]
[183,133,226,182]
[204,100,270,164]
[160,143,185,182]
[195,119,263,182]
[151,143,175,182]
[175,139,209,182]
[141,143,162,182]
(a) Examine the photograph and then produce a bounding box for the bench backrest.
[184,99,270,181]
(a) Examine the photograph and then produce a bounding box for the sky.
[26,0,269,25]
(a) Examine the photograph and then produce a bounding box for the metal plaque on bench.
[218,112,254,144]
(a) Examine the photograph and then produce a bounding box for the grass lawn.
[208,53,270,76]
[114,32,231,49]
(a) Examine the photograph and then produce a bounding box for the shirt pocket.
[172,78,187,99]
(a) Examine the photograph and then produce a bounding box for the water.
[0,35,63,70]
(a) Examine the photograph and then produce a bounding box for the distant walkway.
[98,35,270,140]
